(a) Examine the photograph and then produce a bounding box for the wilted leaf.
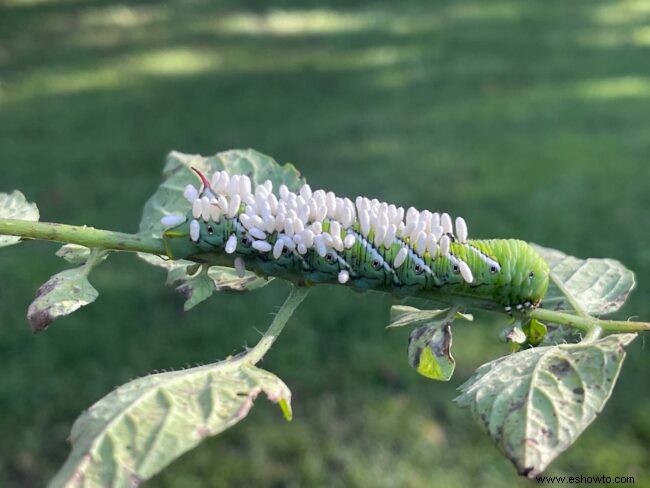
[166,264,270,311]
[532,244,635,316]
[0,190,39,248]
[389,305,470,381]
[27,249,107,332]
[408,323,455,381]
[48,362,292,488]
[138,150,304,298]
[456,333,637,477]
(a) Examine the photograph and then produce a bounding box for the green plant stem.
[0,219,166,255]
[549,271,590,318]
[1,218,649,335]
[243,286,310,365]
[527,307,650,334]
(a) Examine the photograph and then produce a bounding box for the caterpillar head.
[491,240,549,308]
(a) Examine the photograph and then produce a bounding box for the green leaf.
[456,333,637,477]
[522,318,547,347]
[47,285,310,488]
[532,244,635,316]
[27,249,107,332]
[138,150,305,299]
[408,323,455,381]
[56,244,110,266]
[138,149,304,241]
[387,305,449,329]
[48,361,292,488]
[0,190,39,248]
[389,305,468,381]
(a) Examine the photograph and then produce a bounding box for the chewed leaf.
[137,150,302,295]
[166,264,271,311]
[456,333,637,477]
[0,191,39,248]
[27,249,107,332]
[531,244,635,316]
[27,268,98,332]
[408,323,455,381]
[48,361,292,488]
[208,266,270,292]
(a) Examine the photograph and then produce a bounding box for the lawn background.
[0,0,649,486]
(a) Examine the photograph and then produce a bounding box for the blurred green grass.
[1,0,649,486]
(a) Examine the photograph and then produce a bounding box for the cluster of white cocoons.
[161,169,473,283]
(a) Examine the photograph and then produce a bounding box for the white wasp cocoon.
[455,216,468,243]
[301,229,315,247]
[458,260,474,283]
[228,175,239,197]
[374,224,387,248]
[190,219,200,242]
[234,257,246,278]
[239,213,253,230]
[250,214,265,229]
[299,184,312,201]
[249,227,267,240]
[441,213,453,235]
[333,236,344,252]
[425,234,438,257]
[273,239,284,259]
[284,218,295,237]
[216,172,229,193]
[280,234,296,250]
[184,185,199,203]
[338,270,350,284]
[201,196,211,221]
[344,234,356,249]
[330,221,341,239]
[252,240,272,252]
[209,204,221,222]
[217,195,229,213]
[210,172,221,190]
[416,231,427,255]
[314,235,327,257]
[439,235,450,256]
[225,234,237,254]
[394,246,408,268]
[383,224,396,249]
[192,199,202,219]
[160,214,185,228]
[240,175,252,196]
[227,194,241,218]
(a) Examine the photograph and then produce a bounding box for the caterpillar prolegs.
[161,169,550,310]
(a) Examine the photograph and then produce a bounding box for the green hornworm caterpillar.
[161,169,549,311]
